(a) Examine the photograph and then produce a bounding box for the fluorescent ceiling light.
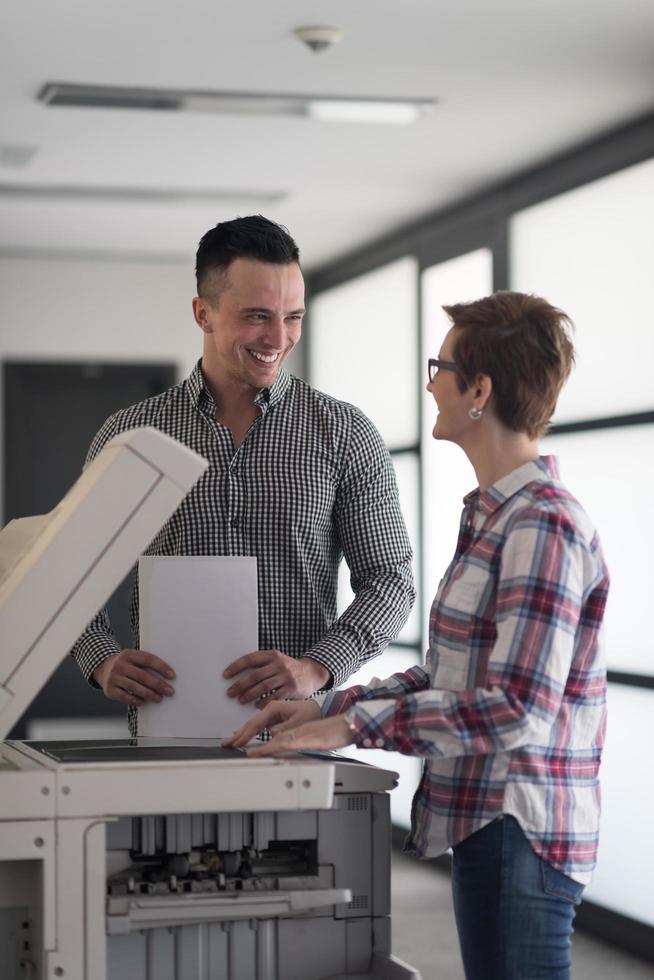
[308,100,423,125]
[38,83,436,124]
[0,184,286,206]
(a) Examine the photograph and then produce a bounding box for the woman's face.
[426,326,472,444]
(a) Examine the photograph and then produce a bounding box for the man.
[72,216,414,735]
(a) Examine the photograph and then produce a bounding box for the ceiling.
[1,0,653,272]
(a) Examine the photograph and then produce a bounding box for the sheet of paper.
[137,556,258,738]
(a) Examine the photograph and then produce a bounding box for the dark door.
[3,360,177,738]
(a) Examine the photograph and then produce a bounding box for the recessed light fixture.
[38,83,436,126]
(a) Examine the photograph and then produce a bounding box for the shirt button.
[230,518,240,528]
[375,738,384,748]
[362,738,372,748]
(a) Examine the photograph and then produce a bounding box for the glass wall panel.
[309,256,419,450]
[335,644,423,829]
[421,249,492,647]
[510,158,654,424]
[391,452,421,644]
[542,424,654,676]
[583,684,654,925]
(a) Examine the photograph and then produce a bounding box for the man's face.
[194,257,305,390]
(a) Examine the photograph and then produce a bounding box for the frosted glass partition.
[421,249,492,647]
[335,644,423,829]
[584,684,654,925]
[392,452,421,644]
[510,158,654,423]
[309,256,419,449]
[542,424,654,676]
[337,451,421,645]
[421,443,476,635]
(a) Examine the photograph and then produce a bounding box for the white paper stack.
[137,556,258,738]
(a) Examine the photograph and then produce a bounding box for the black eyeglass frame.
[427,357,461,383]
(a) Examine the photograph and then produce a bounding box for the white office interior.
[0,2,653,978]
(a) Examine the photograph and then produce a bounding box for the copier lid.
[0,427,207,738]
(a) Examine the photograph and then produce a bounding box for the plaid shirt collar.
[186,359,291,416]
[463,455,561,518]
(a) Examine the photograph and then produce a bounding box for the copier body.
[0,737,419,979]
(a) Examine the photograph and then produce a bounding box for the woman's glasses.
[428,357,460,383]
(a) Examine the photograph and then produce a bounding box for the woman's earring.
[468,406,483,420]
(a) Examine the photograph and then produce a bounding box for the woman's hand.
[245,714,354,757]
[222,699,321,748]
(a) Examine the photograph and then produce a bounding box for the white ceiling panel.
[1,0,653,269]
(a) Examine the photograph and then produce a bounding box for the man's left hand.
[223,650,331,703]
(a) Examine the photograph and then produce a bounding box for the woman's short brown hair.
[443,291,575,439]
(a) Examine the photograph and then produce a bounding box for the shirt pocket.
[442,564,489,616]
[431,568,490,689]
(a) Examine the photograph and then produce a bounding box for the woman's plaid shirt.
[324,457,609,884]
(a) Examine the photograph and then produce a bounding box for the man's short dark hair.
[195,215,300,299]
[444,291,575,439]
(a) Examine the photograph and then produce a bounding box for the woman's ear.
[473,374,493,410]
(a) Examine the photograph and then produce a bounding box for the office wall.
[0,256,190,509]
[0,256,197,367]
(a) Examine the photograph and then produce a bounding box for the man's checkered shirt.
[71,362,415,734]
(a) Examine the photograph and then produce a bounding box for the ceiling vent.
[38,83,435,125]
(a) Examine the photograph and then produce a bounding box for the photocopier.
[0,427,420,980]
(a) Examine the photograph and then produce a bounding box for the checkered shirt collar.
[186,359,291,415]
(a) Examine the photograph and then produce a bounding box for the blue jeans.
[451,815,584,980]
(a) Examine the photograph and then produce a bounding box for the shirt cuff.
[302,640,353,689]
[73,637,122,688]
[344,700,397,750]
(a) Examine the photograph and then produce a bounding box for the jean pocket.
[541,861,585,905]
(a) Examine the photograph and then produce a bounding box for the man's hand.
[223,650,331,703]
[223,699,321,748]
[246,714,354,757]
[93,649,176,707]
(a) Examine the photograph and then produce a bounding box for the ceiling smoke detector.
[293,25,343,53]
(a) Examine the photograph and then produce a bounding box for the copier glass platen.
[0,427,421,980]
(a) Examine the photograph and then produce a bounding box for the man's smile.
[247,349,280,364]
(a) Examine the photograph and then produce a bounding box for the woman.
[225,291,609,980]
